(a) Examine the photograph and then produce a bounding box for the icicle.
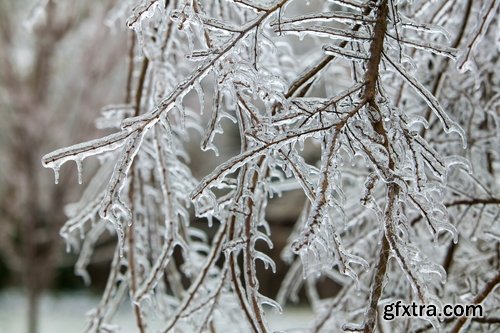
[258,294,283,313]
[254,251,276,273]
[52,164,60,185]
[63,234,72,253]
[384,53,467,147]
[75,158,83,184]
[175,96,186,131]
[194,80,204,115]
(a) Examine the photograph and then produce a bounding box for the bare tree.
[0,1,126,332]
[40,0,499,332]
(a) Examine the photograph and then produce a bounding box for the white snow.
[0,289,313,333]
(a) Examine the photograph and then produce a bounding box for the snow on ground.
[0,289,313,333]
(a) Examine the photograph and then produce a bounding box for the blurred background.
[0,1,129,332]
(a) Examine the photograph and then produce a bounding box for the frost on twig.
[41,0,499,332]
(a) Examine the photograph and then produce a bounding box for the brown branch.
[243,157,269,333]
[442,241,457,274]
[284,6,373,99]
[125,33,136,104]
[449,271,500,333]
[229,217,260,333]
[162,224,228,332]
[410,196,500,227]
[359,2,392,332]
[226,106,269,333]
[446,197,500,207]
[421,0,472,138]
[363,0,388,103]
[126,177,146,333]
[126,55,151,333]
[363,234,390,333]
[42,0,291,171]
[414,316,500,333]
[127,0,160,28]
[456,0,498,72]
[135,58,150,117]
